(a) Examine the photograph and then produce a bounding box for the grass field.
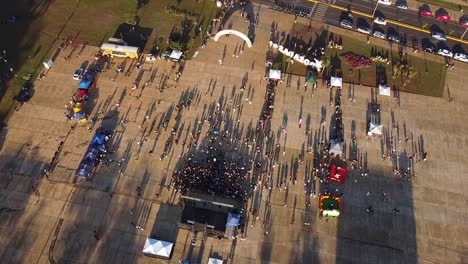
[273,26,446,97]
[326,34,447,97]
[0,0,216,126]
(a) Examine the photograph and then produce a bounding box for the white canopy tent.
[142,238,173,259]
[169,50,183,61]
[208,258,224,264]
[329,140,344,155]
[368,123,383,136]
[269,69,281,80]
[378,84,391,96]
[330,77,342,87]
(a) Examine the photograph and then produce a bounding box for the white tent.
[330,77,342,87]
[208,258,224,264]
[142,238,173,259]
[378,84,391,96]
[368,123,383,135]
[269,69,281,80]
[169,50,183,61]
[329,140,344,155]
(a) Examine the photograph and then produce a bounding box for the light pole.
[461,27,468,40]
[372,2,379,17]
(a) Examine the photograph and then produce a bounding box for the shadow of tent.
[150,203,182,243]
[113,23,153,50]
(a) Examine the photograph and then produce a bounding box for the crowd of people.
[330,94,344,143]
[173,149,250,204]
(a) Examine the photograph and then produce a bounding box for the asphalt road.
[262,0,468,53]
[323,2,467,53]
[334,0,466,38]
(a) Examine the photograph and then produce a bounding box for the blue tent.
[78,79,92,89]
[75,112,85,119]
[75,162,93,178]
[82,146,100,164]
[226,213,240,227]
[82,71,95,81]
[91,134,106,145]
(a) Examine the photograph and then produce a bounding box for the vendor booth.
[329,140,344,155]
[319,195,342,218]
[368,123,383,136]
[142,238,174,259]
[208,258,224,264]
[378,84,391,96]
[169,50,183,61]
[328,164,349,184]
[330,77,342,88]
[269,69,281,80]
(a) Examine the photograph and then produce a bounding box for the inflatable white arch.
[213,30,252,48]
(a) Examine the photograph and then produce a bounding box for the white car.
[437,49,453,58]
[357,26,371,34]
[454,53,468,62]
[374,16,387,25]
[73,68,84,80]
[340,19,353,29]
[373,30,386,39]
[432,32,447,42]
[378,0,392,5]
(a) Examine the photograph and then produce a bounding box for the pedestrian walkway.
[312,2,330,20]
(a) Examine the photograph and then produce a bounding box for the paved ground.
[0,4,467,264]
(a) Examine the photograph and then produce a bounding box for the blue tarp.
[91,133,105,145]
[82,71,95,81]
[75,132,107,178]
[75,112,85,119]
[77,79,92,89]
[75,162,93,178]
[77,72,95,89]
[226,213,240,227]
[82,146,100,165]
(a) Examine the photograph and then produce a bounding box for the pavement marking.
[313,2,329,20]
[308,0,468,44]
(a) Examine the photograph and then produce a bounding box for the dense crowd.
[173,149,250,204]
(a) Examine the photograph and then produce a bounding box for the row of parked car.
[378,0,468,26]
[339,15,468,63]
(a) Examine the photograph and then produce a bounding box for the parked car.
[373,30,386,39]
[73,68,84,80]
[357,25,371,34]
[374,16,386,25]
[395,0,408,10]
[431,31,447,42]
[460,16,468,27]
[388,33,400,43]
[357,19,371,34]
[13,84,33,104]
[435,9,451,22]
[378,0,392,5]
[340,19,353,29]
[419,5,432,17]
[437,48,453,58]
[454,53,468,62]
[422,39,436,53]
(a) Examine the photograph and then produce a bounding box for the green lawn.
[0,0,217,126]
[417,0,468,12]
[273,29,446,97]
[273,53,308,76]
[325,34,447,97]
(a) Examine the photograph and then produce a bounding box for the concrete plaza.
[0,4,467,264]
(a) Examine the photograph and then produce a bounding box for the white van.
[378,0,392,5]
